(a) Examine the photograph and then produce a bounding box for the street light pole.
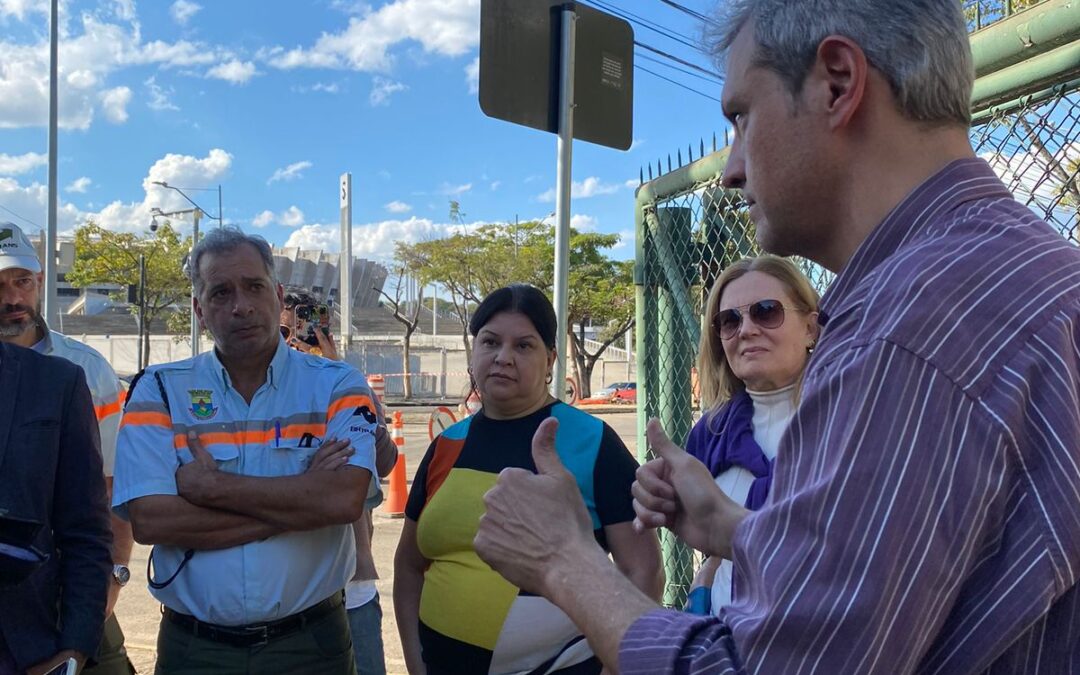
[190,209,202,356]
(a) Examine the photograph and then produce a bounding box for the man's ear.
[809,35,869,130]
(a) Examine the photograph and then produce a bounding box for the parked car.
[596,381,636,404]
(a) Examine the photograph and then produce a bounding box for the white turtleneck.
[711,383,797,613]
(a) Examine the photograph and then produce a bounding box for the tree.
[407,219,636,398]
[377,244,426,400]
[66,221,191,368]
[964,0,1042,30]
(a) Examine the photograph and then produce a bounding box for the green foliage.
[399,219,635,396]
[67,221,192,353]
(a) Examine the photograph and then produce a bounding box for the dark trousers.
[154,601,357,675]
[84,614,136,675]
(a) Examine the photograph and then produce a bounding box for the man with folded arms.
[113,228,380,674]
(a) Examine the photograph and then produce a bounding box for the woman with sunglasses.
[685,255,820,617]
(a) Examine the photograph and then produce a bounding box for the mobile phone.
[44,657,77,675]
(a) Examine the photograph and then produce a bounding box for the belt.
[164,593,342,648]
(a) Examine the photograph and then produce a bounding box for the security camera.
[149,216,159,232]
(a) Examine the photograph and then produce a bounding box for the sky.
[0,0,729,266]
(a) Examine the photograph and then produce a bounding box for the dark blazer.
[0,342,111,670]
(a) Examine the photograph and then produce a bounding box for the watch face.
[113,564,131,586]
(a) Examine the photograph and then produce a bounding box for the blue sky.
[0,0,728,264]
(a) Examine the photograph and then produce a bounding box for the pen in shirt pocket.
[274,420,281,448]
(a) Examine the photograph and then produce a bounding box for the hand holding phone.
[43,657,78,675]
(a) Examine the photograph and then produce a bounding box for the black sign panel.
[479,0,634,150]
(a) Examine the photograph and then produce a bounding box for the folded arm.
[127,494,281,549]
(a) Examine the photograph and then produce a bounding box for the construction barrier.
[383,411,408,517]
[368,374,386,403]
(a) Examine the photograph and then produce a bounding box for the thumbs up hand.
[633,418,750,559]
[475,418,596,596]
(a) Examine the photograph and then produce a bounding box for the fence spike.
[688,143,693,162]
[700,138,705,157]
[725,128,730,146]
[677,149,683,167]
[712,132,717,152]
[648,164,654,180]
[639,167,644,184]
[667,154,672,172]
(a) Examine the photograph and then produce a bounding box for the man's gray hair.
[188,227,277,296]
[708,0,974,126]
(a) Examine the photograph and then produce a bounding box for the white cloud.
[0,14,239,130]
[170,0,202,25]
[100,86,132,123]
[465,56,479,94]
[0,0,46,21]
[313,82,340,93]
[267,160,313,185]
[570,214,599,232]
[369,76,406,106]
[66,177,92,193]
[88,148,233,233]
[489,180,501,191]
[113,0,136,21]
[385,200,412,213]
[145,76,179,111]
[284,216,462,262]
[252,210,275,228]
[0,152,46,176]
[0,150,233,236]
[624,178,640,189]
[537,176,623,203]
[439,182,471,196]
[206,59,258,85]
[280,206,306,227]
[268,0,479,72]
[629,138,645,152]
[609,228,634,252]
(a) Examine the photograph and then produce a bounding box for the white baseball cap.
[0,222,42,274]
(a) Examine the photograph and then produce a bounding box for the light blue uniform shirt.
[112,338,380,625]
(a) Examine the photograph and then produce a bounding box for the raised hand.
[475,418,596,595]
[632,419,749,559]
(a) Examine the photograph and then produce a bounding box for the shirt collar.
[818,158,1011,325]
[30,316,53,354]
[210,336,291,392]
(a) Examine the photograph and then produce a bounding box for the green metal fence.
[635,0,1080,608]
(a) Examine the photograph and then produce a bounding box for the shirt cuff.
[618,608,732,674]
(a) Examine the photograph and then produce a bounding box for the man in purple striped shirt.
[474,0,1080,673]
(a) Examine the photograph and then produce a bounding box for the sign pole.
[552,4,577,400]
[340,173,354,355]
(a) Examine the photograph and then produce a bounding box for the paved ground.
[113,407,639,674]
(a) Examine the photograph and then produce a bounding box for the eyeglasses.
[712,299,789,340]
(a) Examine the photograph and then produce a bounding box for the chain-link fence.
[636,0,1080,608]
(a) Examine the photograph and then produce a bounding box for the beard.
[0,303,38,338]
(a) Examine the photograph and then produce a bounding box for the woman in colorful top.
[394,284,663,675]
[686,256,820,616]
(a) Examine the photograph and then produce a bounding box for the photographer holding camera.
[281,290,337,360]
[281,287,398,675]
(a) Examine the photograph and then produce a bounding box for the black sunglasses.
[713,299,788,340]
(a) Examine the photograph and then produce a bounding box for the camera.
[292,303,330,346]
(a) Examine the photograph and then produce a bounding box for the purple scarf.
[687,390,773,510]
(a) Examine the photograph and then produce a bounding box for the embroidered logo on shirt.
[352,405,377,425]
[188,389,218,420]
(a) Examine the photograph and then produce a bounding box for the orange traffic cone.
[384,411,408,517]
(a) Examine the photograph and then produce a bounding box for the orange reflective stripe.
[327,394,375,419]
[95,395,123,421]
[173,423,327,449]
[120,411,171,428]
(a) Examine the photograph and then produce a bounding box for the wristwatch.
[112,563,130,587]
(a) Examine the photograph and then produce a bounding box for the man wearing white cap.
[0,222,134,675]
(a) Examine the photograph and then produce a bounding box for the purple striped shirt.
[620,159,1080,674]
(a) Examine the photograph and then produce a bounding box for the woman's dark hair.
[469,284,557,350]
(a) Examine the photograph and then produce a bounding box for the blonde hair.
[697,255,820,412]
